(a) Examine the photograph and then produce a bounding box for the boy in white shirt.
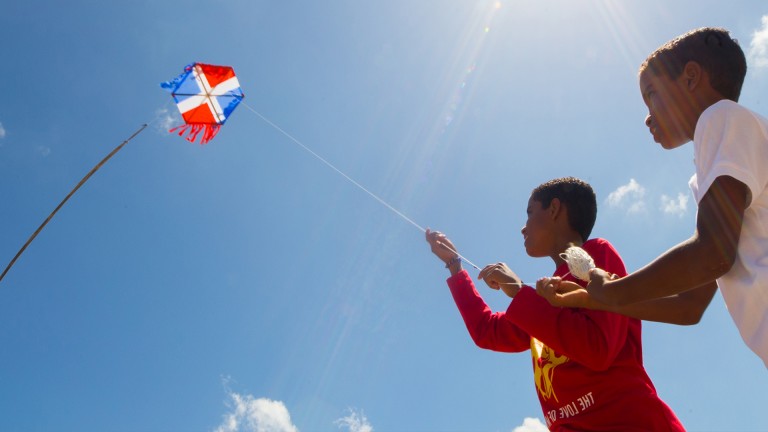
[540,27,768,367]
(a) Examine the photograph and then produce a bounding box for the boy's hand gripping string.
[426,229,481,271]
[435,242,481,271]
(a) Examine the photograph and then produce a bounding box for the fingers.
[425,228,445,244]
[535,277,590,308]
[477,264,492,280]
[425,229,453,250]
[479,263,518,291]
[425,229,444,251]
[588,267,603,278]
[535,277,580,297]
[536,276,557,290]
[426,228,463,267]
[588,267,618,282]
[535,277,557,300]
[477,263,505,280]
[425,228,438,244]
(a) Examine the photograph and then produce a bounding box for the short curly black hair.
[530,177,597,242]
[639,27,747,102]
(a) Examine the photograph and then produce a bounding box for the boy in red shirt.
[426,177,684,431]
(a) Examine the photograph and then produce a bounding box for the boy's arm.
[448,271,531,353]
[572,281,717,325]
[537,279,717,324]
[621,282,718,325]
[590,175,748,306]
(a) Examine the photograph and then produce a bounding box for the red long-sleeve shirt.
[448,238,684,431]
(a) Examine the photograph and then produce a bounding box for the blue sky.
[1,1,767,431]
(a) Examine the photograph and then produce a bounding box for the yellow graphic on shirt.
[531,337,569,402]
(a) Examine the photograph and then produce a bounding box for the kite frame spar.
[0,124,148,284]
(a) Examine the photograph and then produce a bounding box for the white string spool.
[559,246,595,281]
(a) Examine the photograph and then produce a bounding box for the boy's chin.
[653,133,688,149]
[658,139,689,150]
[523,245,545,258]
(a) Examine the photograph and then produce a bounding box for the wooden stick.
[0,124,148,284]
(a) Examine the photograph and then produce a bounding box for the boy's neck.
[699,93,730,114]
[690,73,731,130]
[550,235,585,268]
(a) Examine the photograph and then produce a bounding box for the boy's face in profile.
[639,67,697,150]
[522,197,554,258]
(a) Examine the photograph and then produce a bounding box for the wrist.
[501,284,521,298]
[590,279,616,307]
[445,256,463,275]
[599,279,621,307]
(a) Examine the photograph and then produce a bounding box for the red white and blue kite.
[0,59,480,285]
[161,63,244,144]
[0,62,245,283]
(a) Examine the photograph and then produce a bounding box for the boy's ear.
[548,197,562,219]
[683,61,703,90]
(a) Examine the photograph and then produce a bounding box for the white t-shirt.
[689,99,768,367]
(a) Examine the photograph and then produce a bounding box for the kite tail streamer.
[169,123,221,144]
[0,124,149,284]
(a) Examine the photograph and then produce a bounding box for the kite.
[161,63,244,144]
[0,63,244,284]
[0,60,485,285]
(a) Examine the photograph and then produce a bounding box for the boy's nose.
[644,114,652,127]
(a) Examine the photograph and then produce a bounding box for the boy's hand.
[536,277,590,308]
[478,263,523,298]
[585,268,620,303]
[425,229,460,264]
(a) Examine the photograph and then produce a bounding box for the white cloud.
[335,408,373,432]
[660,192,689,217]
[37,146,51,157]
[607,178,692,217]
[214,391,299,432]
[155,107,179,133]
[0,122,6,139]
[213,383,375,432]
[748,15,768,69]
[605,178,647,214]
[512,417,549,432]
[626,200,647,214]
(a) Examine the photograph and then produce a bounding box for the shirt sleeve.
[447,270,531,353]
[693,101,768,207]
[504,239,631,371]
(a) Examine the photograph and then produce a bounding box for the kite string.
[241,101,482,271]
